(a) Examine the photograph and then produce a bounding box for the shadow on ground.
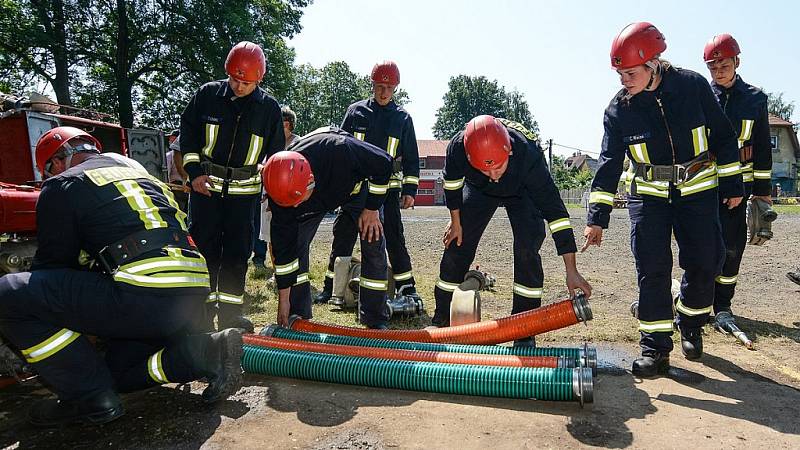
[0,382,249,450]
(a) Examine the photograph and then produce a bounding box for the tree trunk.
[31,0,72,105]
[114,0,134,127]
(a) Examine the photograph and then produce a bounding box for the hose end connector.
[287,314,302,329]
[558,357,576,369]
[259,324,279,337]
[572,293,593,322]
[572,367,594,406]
[579,343,598,377]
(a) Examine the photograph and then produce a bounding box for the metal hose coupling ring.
[572,367,594,406]
[259,324,280,337]
[571,293,593,322]
[580,343,598,377]
[287,315,303,329]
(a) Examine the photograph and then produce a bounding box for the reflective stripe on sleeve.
[753,169,772,180]
[182,153,200,165]
[717,162,742,177]
[443,178,465,190]
[589,191,614,206]
[548,218,572,233]
[368,182,388,195]
[402,176,420,185]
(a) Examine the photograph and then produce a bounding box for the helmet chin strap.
[644,60,661,91]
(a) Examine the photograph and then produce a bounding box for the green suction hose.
[242,345,593,404]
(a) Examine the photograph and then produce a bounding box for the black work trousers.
[714,183,752,314]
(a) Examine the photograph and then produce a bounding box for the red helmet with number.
[371,61,400,86]
[35,126,102,175]
[463,115,511,171]
[225,41,266,83]
[703,34,740,62]
[610,22,666,69]
[262,151,315,207]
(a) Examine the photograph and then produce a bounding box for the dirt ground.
[1,206,799,449]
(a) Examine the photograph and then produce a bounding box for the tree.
[550,155,593,190]
[432,75,539,140]
[766,91,796,125]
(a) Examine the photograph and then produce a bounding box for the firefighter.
[180,41,284,332]
[433,115,592,345]
[583,23,743,377]
[0,127,243,426]
[262,127,393,329]
[703,34,773,327]
[314,61,420,305]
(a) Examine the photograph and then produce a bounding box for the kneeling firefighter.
[584,23,743,377]
[0,127,243,426]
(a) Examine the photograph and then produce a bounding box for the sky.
[288,0,800,158]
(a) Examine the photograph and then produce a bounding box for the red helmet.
[262,151,315,207]
[703,34,740,62]
[610,22,666,69]
[225,41,266,83]
[35,126,102,175]
[463,115,511,171]
[371,61,400,86]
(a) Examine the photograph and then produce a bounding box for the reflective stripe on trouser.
[628,188,724,355]
[714,183,750,313]
[433,184,546,325]
[189,191,256,329]
[0,269,208,400]
[288,213,327,319]
[322,186,368,293]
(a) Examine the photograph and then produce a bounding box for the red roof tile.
[769,114,794,127]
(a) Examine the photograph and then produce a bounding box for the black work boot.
[202,328,244,403]
[313,289,332,304]
[28,389,124,427]
[632,352,670,377]
[681,328,703,360]
[787,270,800,287]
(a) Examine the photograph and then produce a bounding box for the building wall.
[770,126,799,194]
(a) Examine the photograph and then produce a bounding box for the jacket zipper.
[655,96,677,202]
[221,113,242,198]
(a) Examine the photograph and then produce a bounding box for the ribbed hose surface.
[267,327,583,364]
[244,335,561,368]
[290,298,581,345]
[243,345,576,401]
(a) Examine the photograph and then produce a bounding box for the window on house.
[770,135,779,152]
[419,159,426,168]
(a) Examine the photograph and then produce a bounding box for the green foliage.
[550,155,594,190]
[0,0,309,129]
[432,75,539,140]
[766,91,796,126]
[284,60,410,136]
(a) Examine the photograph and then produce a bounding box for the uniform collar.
[368,98,396,110]
[215,80,266,104]
[712,74,746,95]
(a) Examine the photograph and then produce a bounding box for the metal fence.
[559,188,590,207]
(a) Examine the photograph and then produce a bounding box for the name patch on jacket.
[201,115,223,124]
[622,131,652,143]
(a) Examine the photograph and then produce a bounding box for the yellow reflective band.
[742,172,754,182]
[753,170,772,180]
[629,179,669,198]
[435,278,459,292]
[359,277,388,291]
[443,178,465,190]
[244,134,264,166]
[225,185,262,195]
[294,272,309,286]
[393,271,413,281]
[387,137,400,158]
[548,218,572,233]
[325,270,335,279]
[182,153,200,166]
[717,162,742,177]
[675,300,712,316]
[738,119,755,146]
[153,181,188,230]
[678,177,717,196]
[388,179,402,189]
[402,176,420,185]
[589,191,615,206]
[628,143,650,163]
[119,256,207,275]
[350,181,364,195]
[201,124,219,157]
[691,126,708,156]
[353,132,365,141]
[275,259,300,275]
[217,292,243,304]
[85,166,151,186]
[716,274,738,285]
[113,271,210,289]
[740,162,754,173]
[368,182,388,195]
[638,320,674,333]
[21,328,81,363]
[147,349,169,384]
[114,180,168,230]
[513,284,543,298]
[207,292,218,303]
